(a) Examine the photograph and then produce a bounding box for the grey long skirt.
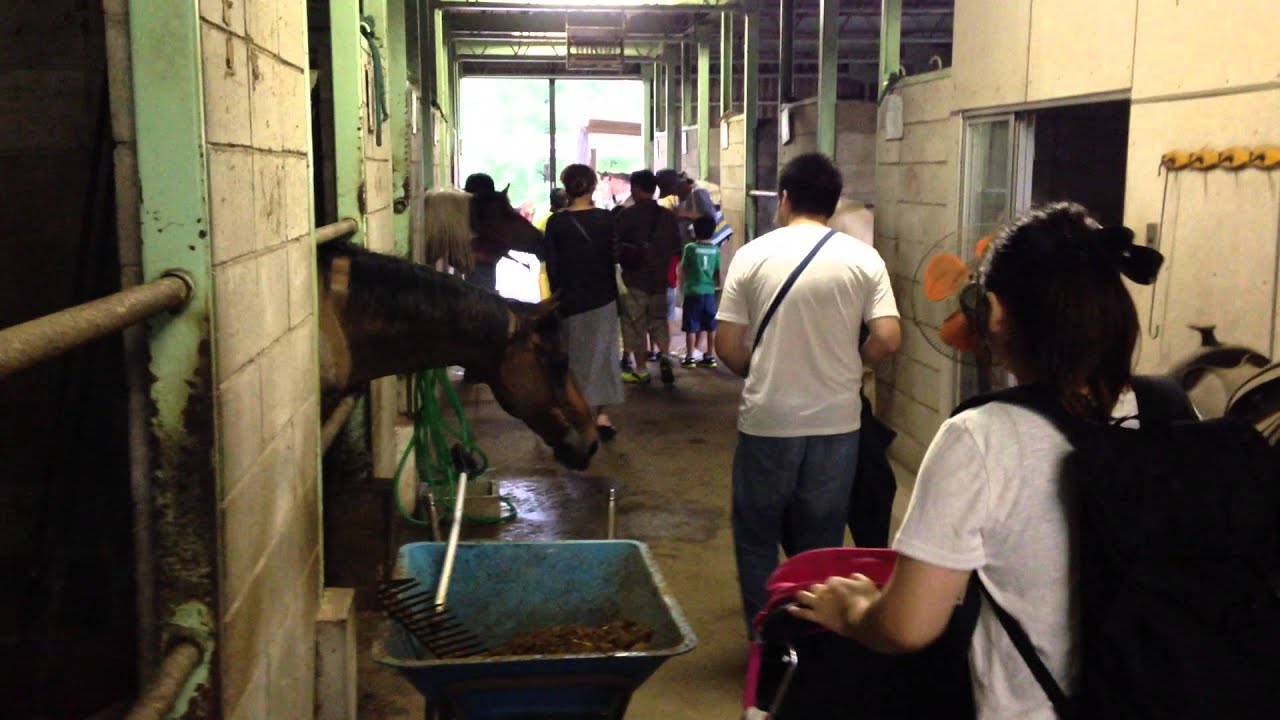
[562,301,624,408]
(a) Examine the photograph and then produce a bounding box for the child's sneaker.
[659,356,676,385]
[621,368,652,384]
[698,356,718,369]
[681,356,698,369]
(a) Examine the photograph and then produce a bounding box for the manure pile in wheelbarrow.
[477,620,652,657]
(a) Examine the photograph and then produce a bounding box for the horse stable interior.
[2,0,1280,718]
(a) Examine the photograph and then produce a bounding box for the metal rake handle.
[435,470,467,607]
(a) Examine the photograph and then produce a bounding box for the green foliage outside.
[459,78,644,212]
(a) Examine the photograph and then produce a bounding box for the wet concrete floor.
[356,356,915,719]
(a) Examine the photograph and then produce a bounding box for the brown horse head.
[316,241,595,470]
[483,298,598,470]
[470,187,543,256]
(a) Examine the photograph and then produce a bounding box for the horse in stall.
[417,187,543,274]
[316,240,600,471]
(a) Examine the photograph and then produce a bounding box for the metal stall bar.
[642,65,655,170]
[778,0,794,104]
[817,0,839,156]
[123,641,203,720]
[0,274,192,380]
[743,4,760,240]
[680,43,693,129]
[331,0,366,244]
[315,217,362,244]
[697,36,711,179]
[719,12,734,117]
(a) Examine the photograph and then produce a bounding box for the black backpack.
[957,378,1280,719]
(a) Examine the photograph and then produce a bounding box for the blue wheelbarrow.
[372,540,697,719]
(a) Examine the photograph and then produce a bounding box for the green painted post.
[879,0,903,99]
[331,0,366,244]
[664,46,679,171]
[779,0,794,104]
[697,38,711,179]
[642,65,654,170]
[127,0,218,709]
[743,6,760,241]
[817,0,838,156]
[385,0,412,256]
[719,12,734,117]
[680,43,693,129]
[434,8,451,185]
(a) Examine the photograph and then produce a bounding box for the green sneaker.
[681,356,698,369]
[659,357,676,385]
[622,369,652,384]
[697,356,718,369]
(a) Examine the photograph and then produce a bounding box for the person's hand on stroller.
[787,573,881,638]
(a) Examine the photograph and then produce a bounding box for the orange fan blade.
[975,235,992,259]
[923,253,970,302]
[940,310,978,352]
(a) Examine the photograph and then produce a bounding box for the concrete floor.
[356,358,915,719]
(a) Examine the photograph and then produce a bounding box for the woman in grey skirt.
[543,164,624,440]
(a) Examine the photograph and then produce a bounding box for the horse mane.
[419,189,474,273]
[318,240,509,348]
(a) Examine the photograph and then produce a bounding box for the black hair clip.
[1096,226,1164,286]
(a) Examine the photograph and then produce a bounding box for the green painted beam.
[878,0,902,98]
[127,0,218,710]
[817,0,838,156]
[664,45,679,170]
[697,38,710,179]
[452,40,665,59]
[381,0,413,256]
[435,0,740,9]
[642,65,654,170]
[680,43,693,128]
[719,11,734,117]
[331,0,366,244]
[743,6,759,240]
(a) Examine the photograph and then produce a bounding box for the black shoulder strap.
[975,579,1073,717]
[753,229,838,351]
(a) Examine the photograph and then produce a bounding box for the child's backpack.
[958,378,1280,719]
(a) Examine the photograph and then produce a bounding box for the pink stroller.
[742,548,976,720]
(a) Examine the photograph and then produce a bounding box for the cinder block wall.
[679,124,721,183]
[718,116,746,267]
[200,1,322,717]
[778,100,877,202]
[872,71,959,471]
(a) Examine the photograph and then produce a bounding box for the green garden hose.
[392,368,518,527]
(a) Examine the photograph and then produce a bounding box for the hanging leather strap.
[752,229,838,351]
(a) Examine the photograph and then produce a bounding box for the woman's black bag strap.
[752,229,838,351]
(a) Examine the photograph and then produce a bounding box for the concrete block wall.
[718,116,746,268]
[678,124,721,184]
[778,100,878,203]
[950,0,1280,369]
[200,1,322,717]
[872,71,960,471]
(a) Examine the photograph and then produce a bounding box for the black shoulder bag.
[752,229,838,351]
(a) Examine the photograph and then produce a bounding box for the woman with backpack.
[789,202,1173,718]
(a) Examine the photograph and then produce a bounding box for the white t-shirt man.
[894,391,1140,719]
[716,224,899,437]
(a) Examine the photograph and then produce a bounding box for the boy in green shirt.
[679,217,722,368]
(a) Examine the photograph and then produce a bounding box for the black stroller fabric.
[753,589,978,719]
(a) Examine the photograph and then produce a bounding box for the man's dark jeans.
[732,430,860,633]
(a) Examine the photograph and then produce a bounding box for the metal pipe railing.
[0,273,192,381]
[321,395,359,452]
[315,217,360,244]
[123,641,202,720]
